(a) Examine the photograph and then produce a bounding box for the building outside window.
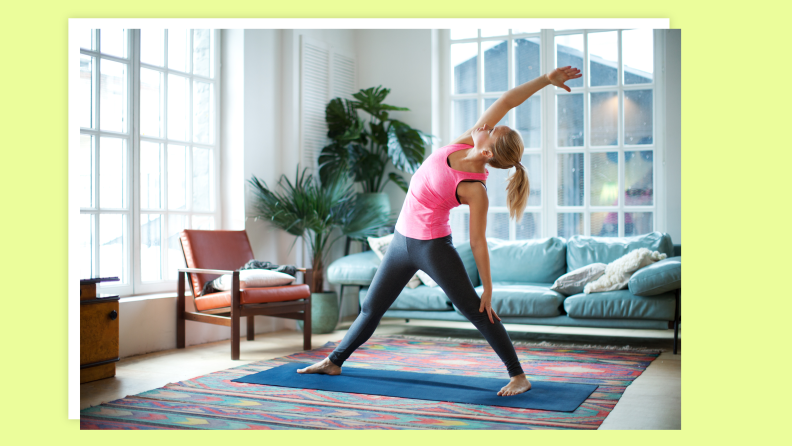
[79,29,220,296]
[445,28,659,242]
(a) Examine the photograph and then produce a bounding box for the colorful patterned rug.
[80,336,660,430]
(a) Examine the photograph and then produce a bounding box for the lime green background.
[3,0,789,443]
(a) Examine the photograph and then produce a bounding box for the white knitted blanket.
[584,248,667,294]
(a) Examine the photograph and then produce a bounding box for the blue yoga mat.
[232,363,597,412]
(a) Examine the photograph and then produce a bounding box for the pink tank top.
[395,144,489,240]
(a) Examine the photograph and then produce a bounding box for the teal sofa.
[327,232,682,353]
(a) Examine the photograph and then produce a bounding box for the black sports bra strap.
[455,180,487,205]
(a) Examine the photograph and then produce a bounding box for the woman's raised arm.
[451,66,582,146]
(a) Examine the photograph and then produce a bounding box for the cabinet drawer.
[80,301,119,366]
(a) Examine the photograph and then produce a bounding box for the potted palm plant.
[318,86,434,225]
[248,167,390,333]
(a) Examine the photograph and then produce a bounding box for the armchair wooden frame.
[176,267,314,360]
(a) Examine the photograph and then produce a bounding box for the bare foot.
[296,357,342,375]
[497,373,531,396]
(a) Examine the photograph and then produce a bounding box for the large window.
[445,28,659,242]
[79,29,220,296]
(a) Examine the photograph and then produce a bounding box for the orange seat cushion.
[194,284,311,311]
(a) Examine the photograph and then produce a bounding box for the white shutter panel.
[300,38,356,176]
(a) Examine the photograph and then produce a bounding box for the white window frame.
[441,29,665,240]
[79,29,221,297]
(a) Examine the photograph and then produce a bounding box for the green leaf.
[326,98,363,142]
[386,120,428,174]
[318,142,351,187]
[387,172,410,193]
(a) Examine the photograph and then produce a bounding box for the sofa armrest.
[327,251,380,286]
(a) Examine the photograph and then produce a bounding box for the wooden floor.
[80,318,681,430]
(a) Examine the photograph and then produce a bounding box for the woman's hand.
[545,66,582,92]
[479,289,501,324]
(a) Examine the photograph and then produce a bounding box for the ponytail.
[507,163,530,223]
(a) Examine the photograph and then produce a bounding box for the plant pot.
[356,192,391,221]
[297,292,339,334]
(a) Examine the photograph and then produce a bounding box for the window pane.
[512,27,541,34]
[80,213,95,279]
[515,38,541,86]
[140,142,162,209]
[193,81,212,144]
[483,98,508,127]
[167,74,189,141]
[557,213,583,239]
[450,29,477,40]
[625,212,653,237]
[193,215,214,230]
[193,29,212,77]
[140,68,163,138]
[80,135,94,208]
[591,152,619,207]
[515,96,540,148]
[623,29,653,84]
[450,212,470,243]
[168,29,190,72]
[624,90,653,144]
[453,99,477,137]
[100,29,127,58]
[557,153,584,206]
[590,92,618,146]
[592,212,618,237]
[557,94,583,147]
[589,31,618,87]
[99,59,127,133]
[141,29,164,67]
[99,137,127,209]
[80,55,94,129]
[483,40,507,92]
[100,214,127,283]
[452,43,478,94]
[555,34,583,88]
[167,214,187,280]
[522,153,541,206]
[192,147,212,211]
[486,212,510,240]
[486,165,509,207]
[515,213,541,240]
[81,29,94,50]
[625,150,654,205]
[168,145,187,210]
[141,214,162,282]
[481,28,508,37]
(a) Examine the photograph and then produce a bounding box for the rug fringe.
[377,334,665,353]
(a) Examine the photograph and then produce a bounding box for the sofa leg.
[177,272,186,349]
[247,315,255,341]
[303,297,311,350]
[231,273,241,360]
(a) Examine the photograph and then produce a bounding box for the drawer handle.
[109,310,118,320]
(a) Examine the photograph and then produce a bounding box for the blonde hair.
[488,128,530,223]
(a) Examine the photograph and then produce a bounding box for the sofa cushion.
[452,282,564,317]
[194,284,311,311]
[628,256,681,296]
[551,263,607,296]
[487,237,567,283]
[563,289,676,320]
[566,232,675,273]
[359,285,452,311]
[453,240,481,287]
[327,250,380,286]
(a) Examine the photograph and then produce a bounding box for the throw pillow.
[628,256,681,296]
[584,248,667,294]
[367,234,423,288]
[212,269,296,291]
[550,263,607,296]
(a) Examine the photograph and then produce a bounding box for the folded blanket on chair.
[199,260,299,296]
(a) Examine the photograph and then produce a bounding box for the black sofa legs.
[673,289,681,355]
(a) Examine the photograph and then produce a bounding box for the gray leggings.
[328,229,525,377]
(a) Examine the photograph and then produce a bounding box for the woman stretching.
[298,66,582,396]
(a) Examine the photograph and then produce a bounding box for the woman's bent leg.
[410,236,525,378]
[327,231,418,367]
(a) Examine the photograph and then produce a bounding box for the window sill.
[120,292,180,303]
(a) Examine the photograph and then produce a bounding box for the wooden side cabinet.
[80,277,120,384]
